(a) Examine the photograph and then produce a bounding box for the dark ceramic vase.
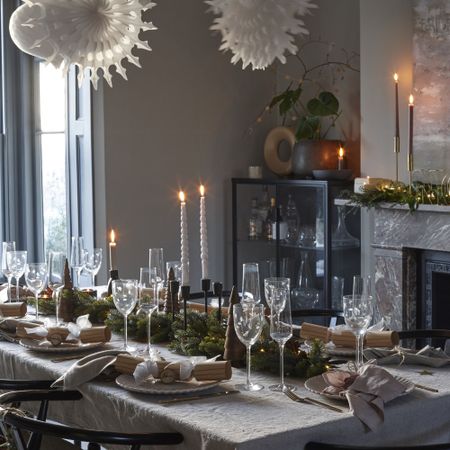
[292,140,340,177]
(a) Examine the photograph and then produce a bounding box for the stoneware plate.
[304,374,415,401]
[19,338,104,353]
[115,374,219,395]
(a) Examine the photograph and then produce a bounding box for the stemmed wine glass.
[25,263,48,320]
[343,275,373,369]
[266,278,295,392]
[70,237,87,288]
[137,267,159,357]
[149,248,165,308]
[85,248,103,287]
[112,279,138,352]
[1,242,16,302]
[233,303,265,391]
[242,262,261,303]
[48,252,65,325]
[7,251,27,302]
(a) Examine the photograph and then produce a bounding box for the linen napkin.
[52,350,125,390]
[322,364,409,431]
[364,345,450,368]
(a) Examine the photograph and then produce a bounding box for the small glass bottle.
[249,198,260,240]
[264,197,276,240]
[285,194,299,244]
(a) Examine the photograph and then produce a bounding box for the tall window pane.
[38,62,67,253]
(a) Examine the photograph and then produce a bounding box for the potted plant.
[263,41,359,177]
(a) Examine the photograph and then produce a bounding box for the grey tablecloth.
[0,338,449,450]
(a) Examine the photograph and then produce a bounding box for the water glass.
[25,263,48,320]
[85,248,103,287]
[70,237,87,288]
[233,303,265,391]
[7,251,27,302]
[48,251,65,325]
[269,281,294,392]
[241,262,261,303]
[138,267,158,357]
[1,242,16,302]
[112,279,138,352]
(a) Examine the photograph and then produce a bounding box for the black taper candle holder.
[107,269,119,296]
[213,282,223,322]
[201,279,211,314]
[169,280,180,322]
[180,285,190,331]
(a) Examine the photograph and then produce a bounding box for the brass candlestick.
[107,269,119,296]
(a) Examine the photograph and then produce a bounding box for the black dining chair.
[305,442,450,450]
[0,389,183,450]
[397,329,450,349]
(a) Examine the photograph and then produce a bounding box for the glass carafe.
[332,205,359,248]
[291,251,319,309]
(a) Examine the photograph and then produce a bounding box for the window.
[0,0,94,260]
[37,62,68,254]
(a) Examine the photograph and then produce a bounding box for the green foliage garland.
[341,181,450,212]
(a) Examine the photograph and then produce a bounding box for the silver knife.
[159,390,240,405]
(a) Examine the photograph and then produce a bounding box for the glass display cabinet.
[231,178,360,313]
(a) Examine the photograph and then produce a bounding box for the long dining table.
[0,335,449,450]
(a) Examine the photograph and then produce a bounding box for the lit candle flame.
[338,147,345,159]
[110,229,116,244]
[393,73,399,82]
[409,94,414,105]
[179,191,186,203]
[199,185,205,197]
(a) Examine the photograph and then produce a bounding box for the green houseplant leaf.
[295,116,320,140]
[307,91,339,117]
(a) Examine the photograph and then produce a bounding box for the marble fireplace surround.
[373,203,450,331]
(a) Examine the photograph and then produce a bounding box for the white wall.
[93,0,276,289]
[360,0,413,278]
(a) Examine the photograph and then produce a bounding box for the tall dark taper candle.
[408,94,414,182]
[393,73,400,182]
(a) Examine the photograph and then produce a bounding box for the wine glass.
[233,303,265,391]
[70,237,87,288]
[137,267,158,357]
[241,262,261,303]
[1,242,16,302]
[112,279,138,352]
[149,248,165,306]
[264,277,289,309]
[343,275,373,369]
[267,280,295,392]
[48,252,65,325]
[25,263,48,320]
[7,251,27,302]
[85,248,103,287]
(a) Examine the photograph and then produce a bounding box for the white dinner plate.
[304,374,415,401]
[115,374,219,395]
[19,338,104,353]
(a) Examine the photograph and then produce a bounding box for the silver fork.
[282,388,345,413]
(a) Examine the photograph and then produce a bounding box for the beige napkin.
[364,345,450,368]
[52,350,124,390]
[322,365,408,431]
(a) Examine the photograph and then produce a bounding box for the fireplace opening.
[419,250,450,332]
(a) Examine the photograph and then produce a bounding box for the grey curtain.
[1,0,44,262]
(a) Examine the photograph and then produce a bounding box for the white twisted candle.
[199,186,208,279]
[179,192,189,286]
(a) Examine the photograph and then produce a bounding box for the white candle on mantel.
[179,191,190,286]
[199,185,209,280]
[109,229,117,271]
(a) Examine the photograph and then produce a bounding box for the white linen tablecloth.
[0,338,449,450]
